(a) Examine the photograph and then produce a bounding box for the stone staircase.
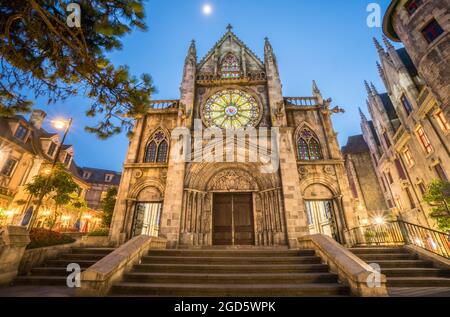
[349,247,450,288]
[14,247,115,286]
[110,249,350,297]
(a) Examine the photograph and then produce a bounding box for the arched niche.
[303,183,334,200]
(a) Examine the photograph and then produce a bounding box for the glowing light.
[41,210,51,216]
[202,4,212,15]
[5,210,15,217]
[61,215,71,221]
[52,119,69,130]
[373,216,385,225]
[414,238,424,247]
[361,219,369,225]
[82,214,93,220]
[43,168,52,175]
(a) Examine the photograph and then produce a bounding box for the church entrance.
[305,200,339,242]
[213,193,254,246]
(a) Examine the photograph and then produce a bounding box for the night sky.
[34,0,399,172]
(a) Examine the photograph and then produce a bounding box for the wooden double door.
[213,193,254,246]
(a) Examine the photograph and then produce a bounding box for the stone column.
[159,138,186,249]
[278,128,309,248]
[0,226,30,285]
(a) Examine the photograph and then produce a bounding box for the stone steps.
[349,247,450,291]
[110,249,349,297]
[111,282,349,297]
[140,255,322,265]
[122,272,339,284]
[381,268,450,278]
[14,247,114,286]
[132,263,331,274]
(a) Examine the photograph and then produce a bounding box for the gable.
[197,30,265,76]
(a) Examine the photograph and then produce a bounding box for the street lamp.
[27,117,73,229]
[374,216,385,225]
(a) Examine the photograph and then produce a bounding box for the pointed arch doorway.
[213,193,254,246]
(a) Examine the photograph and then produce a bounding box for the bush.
[87,228,109,237]
[27,228,75,249]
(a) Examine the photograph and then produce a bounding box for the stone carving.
[324,166,336,176]
[298,166,309,177]
[274,101,285,118]
[208,170,256,191]
[133,169,143,179]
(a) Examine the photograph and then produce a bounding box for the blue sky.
[36,0,399,171]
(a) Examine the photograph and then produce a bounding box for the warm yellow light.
[82,215,93,220]
[61,215,71,221]
[52,119,68,130]
[5,210,15,217]
[373,217,385,225]
[202,4,212,15]
[361,219,369,225]
[43,168,52,175]
[41,210,51,216]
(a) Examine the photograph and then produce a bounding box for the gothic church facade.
[109,27,360,248]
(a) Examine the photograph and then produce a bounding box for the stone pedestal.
[0,226,30,285]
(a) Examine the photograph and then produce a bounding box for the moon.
[202,4,212,15]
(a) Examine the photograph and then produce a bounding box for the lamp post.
[27,118,73,229]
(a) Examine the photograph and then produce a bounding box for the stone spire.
[187,39,197,61]
[359,107,367,122]
[226,23,233,33]
[312,80,324,104]
[373,37,384,53]
[364,80,372,95]
[376,62,384,77]
[382,35,395,51]
[264,37,273,56]
[370,82,379,95]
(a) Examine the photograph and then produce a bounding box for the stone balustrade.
[298,234,388,297]
[77,235,167,296]
[0,226,30,285]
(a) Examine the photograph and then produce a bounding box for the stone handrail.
[298,234,388,297]
[77,235,167,296]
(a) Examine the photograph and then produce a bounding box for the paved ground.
[0,285,75,297]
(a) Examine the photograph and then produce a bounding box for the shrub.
[27,228,75,249]
[87,228,109,237]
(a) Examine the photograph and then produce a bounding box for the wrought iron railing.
[348,220,450,259]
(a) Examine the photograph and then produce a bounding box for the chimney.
[29,109,47,129]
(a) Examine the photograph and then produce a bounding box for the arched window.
[144,130,169,163]
[297,127,323,161]
[221,54,240,79]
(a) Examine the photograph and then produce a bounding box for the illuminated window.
[404,0,422,15]
[297,128,323,161]
[1,158,17,177]
[403,147,415,167]
[416,126,433,154]
[400,94,413,115]
[144,130,169,163]
[435,110,450,132]
[421,19,444,44]
[203,89,260,129]
[220,54,240,79]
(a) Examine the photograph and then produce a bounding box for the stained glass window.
[144,129,169,163]
[297,128,323,161]
[221,54,241,79]
[203,89,260,129]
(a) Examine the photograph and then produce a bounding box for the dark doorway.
[213,193,254,246]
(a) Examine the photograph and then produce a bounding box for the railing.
[196,72,267,82]
[348,220,450,259]
[284,97,319,107]
[149,100,179,110]
[0,186,15,198]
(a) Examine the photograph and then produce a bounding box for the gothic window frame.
[295,126,324,161]
[220,53,241,79]
[144,129,169,163]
